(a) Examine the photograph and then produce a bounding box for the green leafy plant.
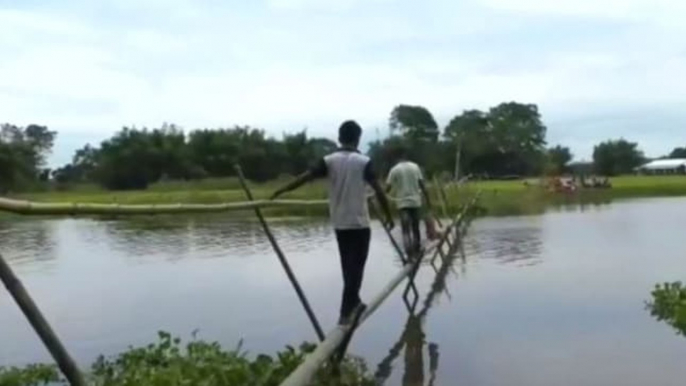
[0,364,60,386]
[0,332,375,386]
[646,281,686,336]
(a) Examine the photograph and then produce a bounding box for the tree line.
[0,101,682,192]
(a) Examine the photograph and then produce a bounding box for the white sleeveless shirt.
[311,149,375,230]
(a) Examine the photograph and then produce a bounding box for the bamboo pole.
[368,199,407,265]
[433,176,450,224]
[0,253,86,386]
[0,196,329,216]
[234,165,325,342]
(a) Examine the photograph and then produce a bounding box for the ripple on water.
[464,217,544,267]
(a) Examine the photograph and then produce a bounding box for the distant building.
[636,159,686,175]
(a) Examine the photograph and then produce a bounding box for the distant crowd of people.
[544,175,612,193]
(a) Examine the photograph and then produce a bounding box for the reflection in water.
[0,219,57,270]
[91,216,331,263]
[464,219,543,267]
[375,243,464,385]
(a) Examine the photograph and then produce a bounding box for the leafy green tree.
[668,147,686,158]
[443,103,546,177]
[47,100,557,190]
[0,123,55,191]
[592,139,645,176]
[487,102,547,176]
[93,127,159,190]
[444,109,490,176]
[389,105,439,142]
[546,145,573,175]
[309,137,337,161]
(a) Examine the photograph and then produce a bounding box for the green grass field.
[8,175,686,218]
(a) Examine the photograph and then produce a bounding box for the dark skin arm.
[369,178,395,231]
[270,171,315,200]
[418,179,432,210]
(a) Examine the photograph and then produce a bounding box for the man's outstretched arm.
[270,171,315,200]
[370,179,395,230]
[271,159,326,200]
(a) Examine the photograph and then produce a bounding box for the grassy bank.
[8,175,686,218]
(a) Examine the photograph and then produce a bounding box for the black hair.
[395,144,410,160]
[338,120,362,145]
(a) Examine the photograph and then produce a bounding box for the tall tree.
[547,145,573,175]
[443,109,490,176]
[0,123,56,191]
[592,139,645,176]
[668,147,686,159]
[389,105,439,142]
[442,103,547,177]
[283,130,312,175]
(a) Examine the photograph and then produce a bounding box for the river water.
[1,197,686,385]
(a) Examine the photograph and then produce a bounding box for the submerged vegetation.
[0,332,374,386]
[646,282,686,336]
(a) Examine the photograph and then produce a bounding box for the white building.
[637,159,686,175]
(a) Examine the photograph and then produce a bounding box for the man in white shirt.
[385,148,433,258]
[271,120,394,326]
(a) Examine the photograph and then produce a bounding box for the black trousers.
[334,228,371,318]
[399,207,421,255]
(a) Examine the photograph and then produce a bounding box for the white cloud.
[0,0,685,165]
[266,0,395,11]
[480,0,685,19]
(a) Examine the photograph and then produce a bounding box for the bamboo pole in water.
[0,196,329,216]
[433,177,450,223]
[234,165,325,341]
[278,194,479,386]
[0,253,86,386]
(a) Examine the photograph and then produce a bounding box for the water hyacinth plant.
[646,281,686,336]
[0,332,375,386]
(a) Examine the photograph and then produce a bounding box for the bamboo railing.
[0,197,329,216]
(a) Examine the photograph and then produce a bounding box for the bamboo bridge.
[0,166,481,386]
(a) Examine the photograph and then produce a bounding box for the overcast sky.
[1,0,685,167]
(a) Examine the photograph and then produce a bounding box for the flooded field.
[2,197,686,385]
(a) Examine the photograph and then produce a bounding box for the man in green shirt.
[386,148,433,258]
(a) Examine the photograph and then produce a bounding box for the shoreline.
[3,175,686,219]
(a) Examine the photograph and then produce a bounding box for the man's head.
[338,120,362,148]
[394,144,410,162]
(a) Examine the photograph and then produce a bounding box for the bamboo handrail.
[0,183,456,217]
[0,197,329,216]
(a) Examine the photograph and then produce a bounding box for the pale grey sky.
[1,0,685,166]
